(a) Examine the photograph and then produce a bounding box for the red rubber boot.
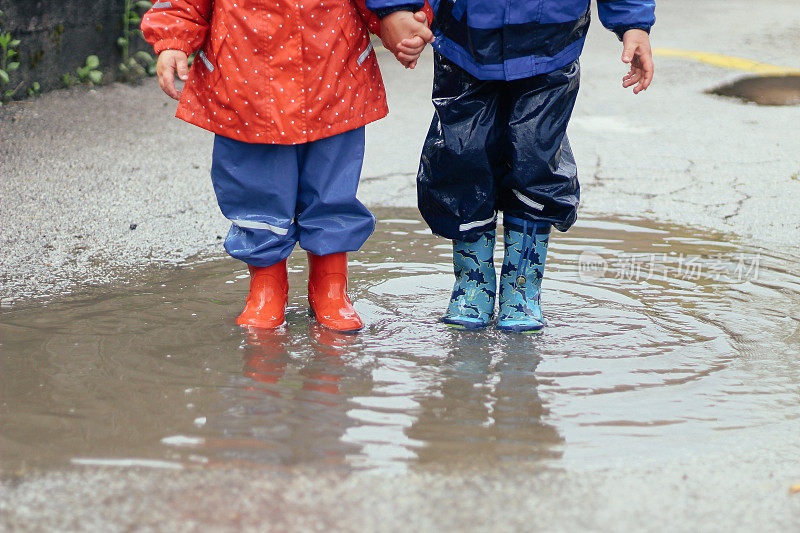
[236,259,289,329]
[307,252,364,333]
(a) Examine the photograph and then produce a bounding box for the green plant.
[63,56,102,88]
[0,10,22,100]
[76,55,102,85]
[62,73,77,87]
[27,81,41,97]
[118,0,156,79]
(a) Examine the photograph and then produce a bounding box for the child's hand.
[157,49,190,100]
[621,29,654,94]
[397,35,427,69]
[380,10,434,69]
[396,12,432,69]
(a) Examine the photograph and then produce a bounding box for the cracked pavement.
[2,0,800,305]
[2,1,800,531]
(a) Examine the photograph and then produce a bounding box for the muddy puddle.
[708,74,800,106]
[2,208,800,475]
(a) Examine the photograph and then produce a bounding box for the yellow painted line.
[653,48,800,75]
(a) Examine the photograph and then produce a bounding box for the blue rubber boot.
[441,230,497,329]
[497,216,550,333]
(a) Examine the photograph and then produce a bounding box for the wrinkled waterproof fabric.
[142,0,387,144]
[210,128,375,267]
[367,0,655,81]
[418,53,580,241]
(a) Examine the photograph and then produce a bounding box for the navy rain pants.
[418,53,581,242]
[210,127,375,267]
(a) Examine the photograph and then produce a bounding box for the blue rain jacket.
[368,0,655,80]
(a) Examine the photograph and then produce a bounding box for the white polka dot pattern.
[141,0,388,144]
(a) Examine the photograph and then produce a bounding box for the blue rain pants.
[210,127,375,267]
[418,52,581,242]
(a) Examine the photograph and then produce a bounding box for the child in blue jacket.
[375,1,656,332]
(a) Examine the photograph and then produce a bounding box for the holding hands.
[380,10,434,69]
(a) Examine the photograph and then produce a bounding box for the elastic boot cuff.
[502,214,551,235]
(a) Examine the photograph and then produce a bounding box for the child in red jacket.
[142,0,429,333]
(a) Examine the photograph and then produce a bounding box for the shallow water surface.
[2,209,800,474]
[708,74,800,106]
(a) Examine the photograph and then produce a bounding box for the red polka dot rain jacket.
[141,0,387,144]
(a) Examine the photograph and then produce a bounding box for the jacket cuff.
[613,26,652,41]
[374,4,424,19]
[153,38,195,55]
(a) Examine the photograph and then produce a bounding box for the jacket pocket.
[198,18,228,83]
[339,4,375,80]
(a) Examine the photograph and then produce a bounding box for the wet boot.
[441,230,496,329]
[497,217,550,333]
[307,252,364,333]
[237,259,289,329]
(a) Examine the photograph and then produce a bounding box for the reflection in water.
[1,209,800,474]
[407,334,562,465]
[244,327,349,400]
[230,328,562,469]
[205,327,369,466]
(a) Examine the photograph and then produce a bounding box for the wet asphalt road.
[2,0,800,531]
[4,457,800,532]
[2,0,800,306]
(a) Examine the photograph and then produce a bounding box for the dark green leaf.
[134,50,154,64]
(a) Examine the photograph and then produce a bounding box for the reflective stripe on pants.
[210,127,375,267]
